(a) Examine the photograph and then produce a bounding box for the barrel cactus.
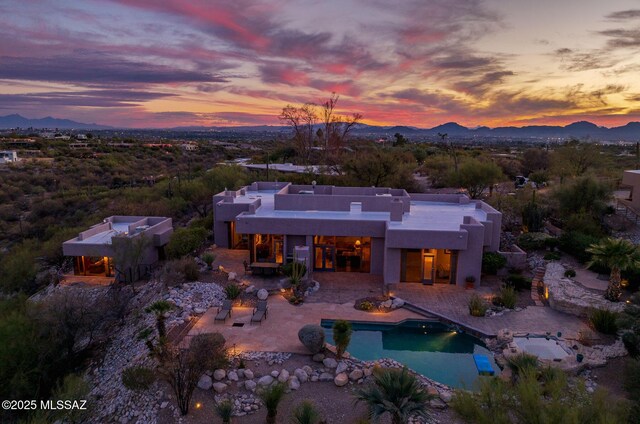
[298,324,325,354]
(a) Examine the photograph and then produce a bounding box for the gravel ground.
[157,354,461,424]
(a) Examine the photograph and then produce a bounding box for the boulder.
[335,361,348,374]
[391,298,405,308]
[298,325,326,354]
[440,391,453,403]
[381,299,393,308]
[237,369,245,379]
[193,307,206,314]
[244,380,257,391]
[278,369,290,383]
[213,369,226,381]
[228,272,237,281]
[363,367,373,377]
[288,376,300,390]
[244,369,254,380]
[349,369,363,381]
[319,372,334,382]
[197,375,212,390]
[227,371,239,382]
[270,370,280,378]
[245,285,256,294]
[323,358,338,369]
[258,375,274,386]
[334,373,349,387]
[302,365,314,375]
[312,353,325,362]
[294,368,309,383]
[257,289,269,300]
[212,382,227,394]
[430,398,447,409]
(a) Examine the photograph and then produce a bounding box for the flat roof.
[234,189,487,231]
[73,222,131,245]
[65,216,170,246]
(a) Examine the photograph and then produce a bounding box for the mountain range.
[0,114,638,141]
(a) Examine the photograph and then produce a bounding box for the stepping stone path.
[531,265,546,306]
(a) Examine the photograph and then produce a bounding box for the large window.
[228,221,248,249]
[251,234,284,264]
[313,236,371,272]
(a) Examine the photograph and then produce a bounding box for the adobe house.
[622,170,640,211]
[213,182,502,289]
[63,216,173,281]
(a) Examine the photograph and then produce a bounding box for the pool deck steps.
[398,299,494,339]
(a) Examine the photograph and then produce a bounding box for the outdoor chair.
[251,300,268,324]
[215,300,233,323]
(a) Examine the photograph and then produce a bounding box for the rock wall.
[545,262,624,317]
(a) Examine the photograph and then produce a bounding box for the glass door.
[422,254,435,285]
[314,245,336,271]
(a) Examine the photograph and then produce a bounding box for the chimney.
[390,198,403,222]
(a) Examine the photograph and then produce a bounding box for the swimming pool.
[321,319,499,389]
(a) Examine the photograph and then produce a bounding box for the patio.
[184,294,421,353]
[393,283,589,339]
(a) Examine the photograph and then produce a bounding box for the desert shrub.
[332,320,352,359]
[494,286,517,309]
[543,251,561,261]
[468,294,487,317]
[558,231,601,263]
[543,237,560,250]
[356,300,374,311]
[589,309,618,334]
[258,382,287,424]
[564,211,604,238]
[224,284,242,300]
[623,332,640,357]
[215,399,233,423]
[298,324,325,354]
[506,352,539,378]
[517,232,551,251]
[291,400,322,424]
[165,227,208,259]
[564,269,576,278]
[504,274,532,291]
[482,252,506,275]
[201,252,215,268]
[122,366,155,391]
[182,258,200,281]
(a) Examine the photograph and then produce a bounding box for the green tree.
[587,238,640,301]
[353,367,431,424]
[165,227,208,259]
[393,133,408,147]
[451,158,503,199]
[342,149,417,190]
[332,320,352,359]
[550,139,601,182]
[552,176,610,219]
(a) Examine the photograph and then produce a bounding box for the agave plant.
[353,367,431,424]
[258,382,287,424]
[290,400,321,424]
[214,399,233,423]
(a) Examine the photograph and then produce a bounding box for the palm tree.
[291,400,321,424]
[215,399,233,423]
[587,237,640,301]
[145,300,173,339]
[332,319,352,359]
[258,382,287,424]
[353,367,432,424]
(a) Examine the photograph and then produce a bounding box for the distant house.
[63,216,173,281]
[180,142,198,151]
[621,170,640,211]
[214,182,501,288]
[75,134,88,140]
[0,150,18,164]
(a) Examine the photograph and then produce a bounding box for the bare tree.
[281,93,362,165]
[159,333,228,415]
[439,132,458,173]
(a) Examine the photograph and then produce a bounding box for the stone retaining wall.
[544,262,624,317]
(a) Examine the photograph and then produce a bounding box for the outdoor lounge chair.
[251,300,268,324]
[215,300,233,323]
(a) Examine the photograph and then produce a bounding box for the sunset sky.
[1,0,640,128]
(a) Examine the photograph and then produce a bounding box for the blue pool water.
[321,319,499,389]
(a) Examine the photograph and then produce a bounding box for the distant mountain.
[0,114,113,130]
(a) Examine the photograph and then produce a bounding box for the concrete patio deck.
[184,295,421,353]
[394,283,589,339]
